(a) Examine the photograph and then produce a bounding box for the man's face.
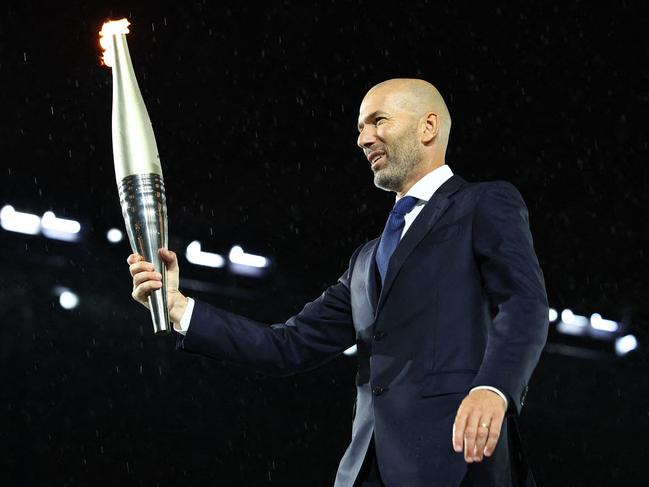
[357,89,423,193]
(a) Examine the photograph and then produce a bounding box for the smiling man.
[359,79,452,197]
[128,78,548,487]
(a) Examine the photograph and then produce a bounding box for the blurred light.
[549,308,558,322]
[557,309,589,336]
[59,290,80,310]
[0,205,41,235]
[107,228,124,243]
[589,313,619,333]
[228,245,270,268]
[560,309,589,327]
[556,321,586,336]
[615,334,638,356]
[185,240,225,268]
[41,211,81,242]
[343,344,357,356]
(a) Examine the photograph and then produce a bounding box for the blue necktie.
[375,196,418,283]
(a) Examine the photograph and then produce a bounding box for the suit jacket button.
[373,331,386,341]
[372,386,385,396]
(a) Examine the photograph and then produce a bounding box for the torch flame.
[99,18,131,67]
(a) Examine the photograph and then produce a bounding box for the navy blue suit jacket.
[178,175,549,486]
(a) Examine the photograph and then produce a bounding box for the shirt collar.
[396,164,454,204]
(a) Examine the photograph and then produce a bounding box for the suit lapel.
[366,240,380,311]
[375,175,465,316]
[349,238,380,332]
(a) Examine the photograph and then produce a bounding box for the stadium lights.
[106,228,124,243]
[556,309,589,336]
[589,313,619,333]
[555,309,624,338]
[228,245,270,277]
[228,245,270,268]
[41,211,81,242]
[0,205,41,235]
[185,240,225,268]
[53,286,80,310]
[59,290,80,310]
[615,334,638,356]
[550,307,638,358]
[0,205,81,241]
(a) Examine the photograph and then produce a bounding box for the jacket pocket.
[420,371,477,398]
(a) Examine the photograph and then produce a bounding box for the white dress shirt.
[398,163,453,237]
[176,164,507,408]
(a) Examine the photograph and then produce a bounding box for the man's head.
[357,78,451,196]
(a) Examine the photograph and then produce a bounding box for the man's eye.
[376,117,386,125]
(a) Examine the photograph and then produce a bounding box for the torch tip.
[99,18,131,67]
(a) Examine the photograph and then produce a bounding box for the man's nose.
[357,125,377,149]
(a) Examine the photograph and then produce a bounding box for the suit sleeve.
[470,182,549,413]
[176,248,360,377]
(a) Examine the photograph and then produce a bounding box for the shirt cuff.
[174,297,195,335]
[470,386,509,410]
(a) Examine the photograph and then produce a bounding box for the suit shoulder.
[463,179,521,193]
[462,180,525,202]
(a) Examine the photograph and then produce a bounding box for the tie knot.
[392,196,418,216]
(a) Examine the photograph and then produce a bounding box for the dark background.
[1,1,648,485]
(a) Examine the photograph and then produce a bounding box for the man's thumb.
[159,248,179,271]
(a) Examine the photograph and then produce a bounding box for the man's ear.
[420,112,439,144]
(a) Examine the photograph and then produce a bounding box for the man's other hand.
[127,249,188,325]
[452,389,507,463]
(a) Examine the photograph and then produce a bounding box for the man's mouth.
[367,150,386,170]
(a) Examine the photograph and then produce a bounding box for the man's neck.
[396,162,445,198]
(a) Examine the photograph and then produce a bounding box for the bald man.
[129,79,548,487]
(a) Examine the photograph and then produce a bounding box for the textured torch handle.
[118,173,170,334]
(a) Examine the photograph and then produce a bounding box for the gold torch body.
[106,26,170,335]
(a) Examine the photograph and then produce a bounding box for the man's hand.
[452,389,507,463]
[127,249,189,326]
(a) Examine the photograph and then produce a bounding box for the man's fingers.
[159,248,179,271]
[127,251,179,309]
[473,417,491,462]
[452,410,466,453]
[127,253,143,265]
[129,251,178,276]
[483,414,504,457]
[132,271,162,287]
[158,249,180,280]
[132,280,162,302]
[129,261,155,278]
[463,412,481,463]
[454,391,507,463]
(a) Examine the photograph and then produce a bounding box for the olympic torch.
[100,19,170,335]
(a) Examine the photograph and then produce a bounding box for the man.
[128,79,548,486]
